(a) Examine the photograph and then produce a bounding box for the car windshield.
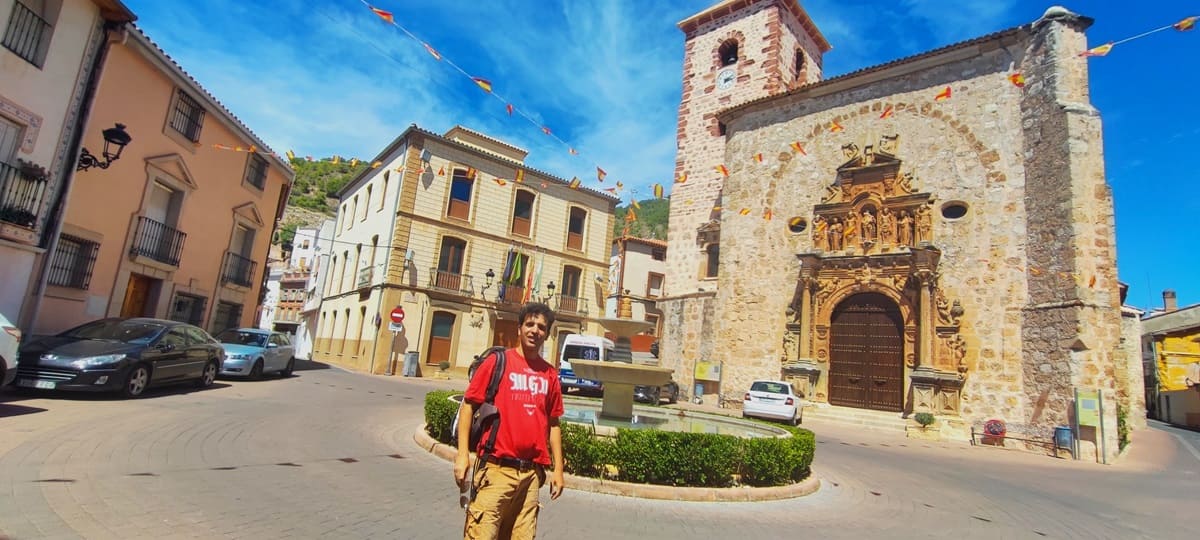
[750,381,790,394]
[217,330,268,347]
[563,344,601,361]
[64,319,165,344]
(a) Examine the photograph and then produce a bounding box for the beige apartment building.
[0,0,135,324]
[607,236,667,346]
[31,25,292,335]
[313,125,616,375]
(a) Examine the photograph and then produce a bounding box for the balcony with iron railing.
[428,268,476,296]
[552,293,589,315]
[0,160,48,233]
[2,0,51,67]
[221,251,257,288]
[129,216,186,267]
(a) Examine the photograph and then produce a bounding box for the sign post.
[389,306,405,332]
[1075,388,1105,463]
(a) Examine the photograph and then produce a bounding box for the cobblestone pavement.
[1,362,1196,540]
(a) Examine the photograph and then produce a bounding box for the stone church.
[658,0,1143,462]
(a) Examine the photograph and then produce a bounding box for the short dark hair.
[518,302,556,328]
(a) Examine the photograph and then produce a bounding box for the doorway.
[828,292,904,412]
[120,273,158,318]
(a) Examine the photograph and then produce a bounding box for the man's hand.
[549,469,565,500]
[454,453,470,490]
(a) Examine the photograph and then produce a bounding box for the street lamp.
[481,268,496,296]
[544,281,556,302]
[77,123,132,172]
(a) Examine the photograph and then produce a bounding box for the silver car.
[216,329,295,379]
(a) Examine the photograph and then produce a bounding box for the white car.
[0,311,21,388]
[742,379,802,425]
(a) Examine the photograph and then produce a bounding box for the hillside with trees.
[274,157,368,250]
[613,197,670,240]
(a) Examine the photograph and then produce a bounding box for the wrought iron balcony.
[0,160,47,229]
[498,283,527,304]
[2,0,51,67]
[553,294,588,315]
[129,216,186,266]
[428,268,475,295]
[221,251,257,287]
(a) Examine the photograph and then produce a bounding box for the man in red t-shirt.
[455,302,564,539]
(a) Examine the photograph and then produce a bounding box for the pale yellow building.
[0,0,135,325]
[1143,291,1200,428]
[607,236,667,345]
[313,125,616,375]
[32,25,293,335]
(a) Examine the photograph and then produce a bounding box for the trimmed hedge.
[424,391,815,488]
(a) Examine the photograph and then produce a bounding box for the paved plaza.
[1,361,1197,540]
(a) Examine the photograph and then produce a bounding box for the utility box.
[402,351,420,377]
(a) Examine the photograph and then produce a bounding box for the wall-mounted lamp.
[543,281,556,302]
[481,268,496,296]
[77,123,132,172]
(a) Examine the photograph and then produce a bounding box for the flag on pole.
[653,183,664,199]
[1080,43,1113,57]
[626,208,637,222]
[472,77,493,92]
[530,252,544,302]
[934,86,952,101]
[369,6,394,24]
[790,141,806,155]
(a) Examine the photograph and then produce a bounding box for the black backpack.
[465,346,507,455]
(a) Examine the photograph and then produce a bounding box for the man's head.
[517,302,556,354]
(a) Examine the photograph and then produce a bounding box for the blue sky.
[121,0,1198,311]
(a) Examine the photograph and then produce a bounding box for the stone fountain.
[568,317,673,420]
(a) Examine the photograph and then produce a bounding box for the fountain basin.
[569,360,673,420]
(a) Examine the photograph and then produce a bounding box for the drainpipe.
[374,142,407,375]
[24,21,125,335]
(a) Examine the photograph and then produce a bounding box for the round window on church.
[941,201,969,220]
[787,216,808,233]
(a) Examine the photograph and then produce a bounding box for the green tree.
[613,197,670,239]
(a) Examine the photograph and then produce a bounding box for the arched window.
[705,243,720,278]
[567,207,587,250]
[326,311,336,353]
[436,236,467,290]
[511,190,536,237]
[794,48,806,80]
[448,168,475,220]
[719,40,738,66]
[340,308,351,353]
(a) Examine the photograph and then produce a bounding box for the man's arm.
[454,401,476,490]
[548,417,564,500]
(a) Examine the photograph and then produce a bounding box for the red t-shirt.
[464,348,564,466]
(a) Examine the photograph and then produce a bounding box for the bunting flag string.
[1081,15,1196,57]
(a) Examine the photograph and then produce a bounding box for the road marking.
[1172,432,1200,463]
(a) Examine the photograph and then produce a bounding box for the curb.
[413,424,821,502]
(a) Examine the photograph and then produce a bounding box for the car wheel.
[249,360,264,380]
[196,361,218,388]
[791,413,800,426]
[280,357,295,378]
[123,364,151,398]
[651,388,661,405]
[667,386,678,404]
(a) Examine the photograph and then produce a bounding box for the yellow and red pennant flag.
[371,161,382,169]
[763,208,773,220]
[790,141,806,155]
[494,178,507,186]
[1175,16,1196,31]
[515,169,525,183]
[332,155,342,164]
[505,103,513,116]
[541,126,552,135]
[739,208,751,216]
[625,208,637,222]
[466,167,478,179]
[569,176,581,189]
[715,164,730,177]
[603,187,618,194]
[305,155,313,162]
[423,43,441,60]
[675,173,687,184]
[1088,275,1097,288]
[369,6,394,24]
[286,150,295,161]
[753,152,764,163]
[631,198,640,209]
[349,158,359,167]
[879,105,894,119]
[712,205,721,212]
[1030,267,1042,276]
[829,121,844,133]
[653,183,664,199]
[437,166,445,176]
[568,148,578,156]
[934,86,951,101]
[615,181,624,190]
[1080,43,1113,57]
[597,167,607,182]
[540,181,548,189]
[1008,72,1026,88]
[472,77,493,93]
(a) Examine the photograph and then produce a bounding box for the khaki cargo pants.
[463,460,545,540]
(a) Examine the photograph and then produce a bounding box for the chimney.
[1163,289,1178,313]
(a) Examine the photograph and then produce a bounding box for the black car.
[15,318,224,398]
[634,380,679,405]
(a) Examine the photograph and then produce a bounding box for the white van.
[557,334,613,395]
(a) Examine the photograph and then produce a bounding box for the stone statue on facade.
[812,215,827,250]
[879,207,894,245]
[915,204,932,244]
[897,210,913,246]
[897,171,915,194]
[936,290,953,325]
[829,218,843,251]
[844,212,859,246]
[861,209,876,242]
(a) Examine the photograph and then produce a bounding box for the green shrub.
[914,412,936,427]
[1117,405,1130,451]
[611,430,741,487]
[560,423,612,477]
[424,390,460,444]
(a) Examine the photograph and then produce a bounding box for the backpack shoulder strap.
[484,348,506,404]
